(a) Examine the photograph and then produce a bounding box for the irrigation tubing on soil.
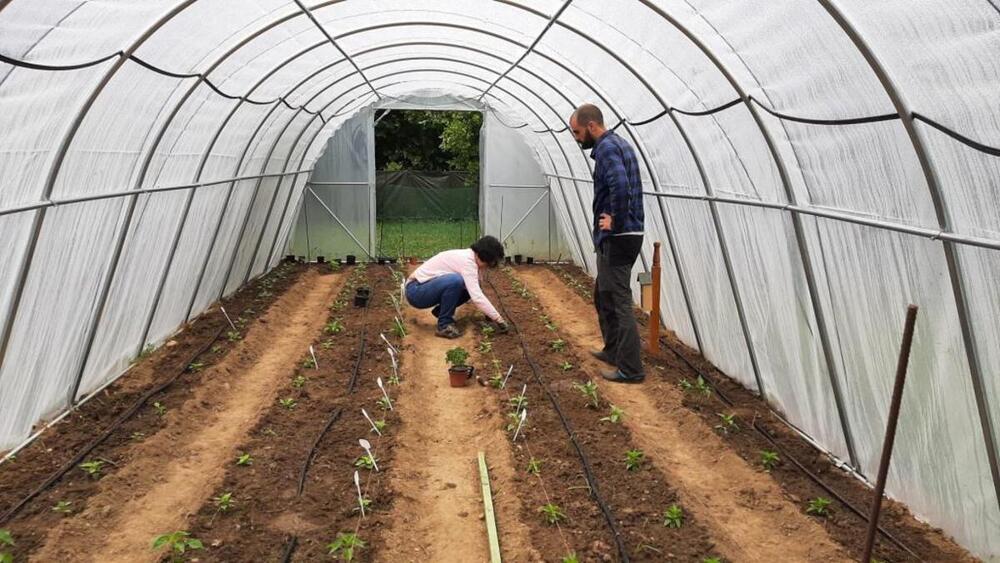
[0,322,229,526]
[283,267,375,561]
[658,336,922,561]
[487,276,631,563]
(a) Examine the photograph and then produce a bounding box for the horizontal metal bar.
[0,169,314,218]
[641,189,1000,251]
[543,173,594,183]
[306,181,368,186]
[489,183,549,189]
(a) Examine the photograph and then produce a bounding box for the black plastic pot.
[504,256,512,265]
[526,257,534,265]
[354,287,371,307]
[284,254,296,263]
[514,254,523,265]
[346,255,357,265]
[316,256,326,264]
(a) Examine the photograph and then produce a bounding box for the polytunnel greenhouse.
[1,1,998,561]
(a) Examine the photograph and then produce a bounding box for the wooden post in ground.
[649,242,662,356]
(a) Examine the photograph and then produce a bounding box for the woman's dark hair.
[471,235,505,267]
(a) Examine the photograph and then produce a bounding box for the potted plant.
[445,347,474,387]
[354,286,371,307]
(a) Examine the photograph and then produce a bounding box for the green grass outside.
[375,219,480,259]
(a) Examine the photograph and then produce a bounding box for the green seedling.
[695,375,712,397]
[561,554,580,563]
[292,375,307,388]
[509,395,528,411]
[52,500,73,514]
[526,458,542,475]
[806,497,832,517]
[279,397,297,410]
[505,411,521,432]
[481,324,495,338]
[214,492,234,512]
[600,405,625,424]
[226,330,241,342]
[131,431,145,441]
[352,497,372,513]
[663,504,684,528]
[538,503,566,525]
[550,339,567,352]
[152,531,203,561]
[153,401,167,417]
[302,357,316,369]
[445,346,470,367]
[387,373,401,386]
[377,396,392,410]
[355,454,377,470]
[236,453,253,466]
[0,529,11,563]
[79,460,105,479]
[477,340,493,354]
[489,375,504,389]
[327,532,365,561]
[678,378,694,392]
[257,289,272,299]
[392,316,407,338]
[325,319,345,334]
[210,344,222,354]
[625,449,645,471]
[321,338,334,350]
[186,361,205,373]
[560,361,574,372]
[573,380,599,408]
[138,344,156,360]
[372,419,387,433]
[760,450,780,471]
[703,558,723,563]
[545,321,558,332]
[715,413,739,435]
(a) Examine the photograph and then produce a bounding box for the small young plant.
[352,496,372,513]
[538,503,566,525]
[715,413,739,435]
[703,558,723,563]
[186,361,205,373]
[214,492,234,512]
[279,397,297,410]
[550,339,567,352]
[695,375,712,397]
[355,453,377,470]
[505,411,521,432]
[806,497,832,517]
[138,344,156,360]
[760,450,780,471]
[663,504,684,528]
[377,396,392,410]
[210,344,222,354]
[236,453,253,466]
[545,320,559,332]
[573,380,599,408]
[488,374,504,389]
[0,529,12,563]
[131,431,145,441]
[226,330,241,342]
[600,405,625,424]
[624,449,645,471]
[477,340,493,354]
[372,419,387,433]
[481,324,495,339]
[526,458,542,475]
[152,531,203,561]
[153,402,167,417]
[509,394,528,411]
[79,460,105,479]
[325,319,344,334]
[561,554,581,563]
[560,361,574,372]
[678,378,694,392]
[445,346,470,367]
[302,357,316,369]
[292,375,307,388]
[327,532,365,562]
[321,338,334,350]
[52,500,73,514]
[387,373,401,386]
[392,316,407,338]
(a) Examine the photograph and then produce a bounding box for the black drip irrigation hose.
[283,269,375,561]
[658,336,922,561]
[487,277,631,563]
[0,323,228,526]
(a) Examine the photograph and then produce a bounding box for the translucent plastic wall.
[0,1,998,558]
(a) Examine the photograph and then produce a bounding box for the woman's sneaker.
[435,324,462,339]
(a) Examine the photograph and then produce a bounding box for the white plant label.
[361,408,381,436]
[517,383,527,412]
[501,364,514,389]
[376,377,393,410]
[309,345,319,370]
[512,408,528,442]
[354,470,365,517]
[220,306,237,331]
[359,438,379,471]
[380,332,399,356]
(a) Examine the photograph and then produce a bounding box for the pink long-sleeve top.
[408,248,503,322]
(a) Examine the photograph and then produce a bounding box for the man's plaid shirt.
[590,130,644,249]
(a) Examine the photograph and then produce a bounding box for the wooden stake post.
[648,242,662,355]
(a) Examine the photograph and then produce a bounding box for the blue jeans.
[405,273,470,329]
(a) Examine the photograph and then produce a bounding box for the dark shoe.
[431,305,441,318]
[435,324,462,339]
[601,369,644,384]
[590,349,615,366]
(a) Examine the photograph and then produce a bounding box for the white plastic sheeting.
[1,1,998,558]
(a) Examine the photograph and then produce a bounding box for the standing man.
[569,104,645,383]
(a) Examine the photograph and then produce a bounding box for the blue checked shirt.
[590,130,644,249]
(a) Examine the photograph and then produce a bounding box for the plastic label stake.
[376,377,393,410]
[512,409,527,442]
[358,438,379,471]
[353,470,366,517]
[219,306,237,332]
[517,384,527,413]
[380,332,399,356]
[309,345,319,370]
[501,365,514,389]
[361,408,381,436]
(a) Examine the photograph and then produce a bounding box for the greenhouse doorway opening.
[374,109,482,260]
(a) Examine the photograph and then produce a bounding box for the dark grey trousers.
[594,235,645,378]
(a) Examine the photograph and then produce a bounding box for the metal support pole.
[861,304,918,563]
[818,0,1000,510]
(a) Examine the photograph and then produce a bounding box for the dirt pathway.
[517,267,851,563]
[32,269,345,563]
[379,301,539,562]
